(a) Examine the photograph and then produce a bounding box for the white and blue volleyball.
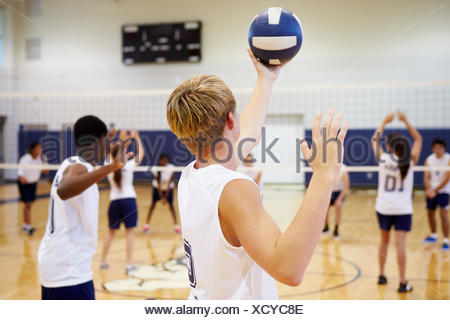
[248,7,303,65]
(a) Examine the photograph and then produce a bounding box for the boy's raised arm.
[236,50,283,166]
[57,133,134,200]
[220,110,348,286]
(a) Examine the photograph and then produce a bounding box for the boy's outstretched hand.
[300,109,349,178]
[110,130,134,170]
[247,49,282,84]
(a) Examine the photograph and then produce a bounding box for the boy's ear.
[226,112,235,130]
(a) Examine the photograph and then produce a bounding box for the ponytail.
[113,169,122,189]
[387,133,411,180]
[111,148,122,189]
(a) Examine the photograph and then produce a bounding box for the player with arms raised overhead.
[166,49,348,299]
[371,111,422,293]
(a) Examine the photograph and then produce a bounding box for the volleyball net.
[0,80,449,185]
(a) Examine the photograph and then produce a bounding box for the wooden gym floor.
[0,181,448,300]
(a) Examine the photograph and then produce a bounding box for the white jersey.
[375,153,414,215]
[178,161,278,300]
[107,160,137,200]
[17,153,45,183]
[152,163,175,190]
[426,153,450,194]
[332,165,347,192]
[38,156,99,288]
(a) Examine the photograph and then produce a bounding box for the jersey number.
[184,239,197,288]
[384,174,404,192]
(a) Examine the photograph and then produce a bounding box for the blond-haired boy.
[167,50,348,299]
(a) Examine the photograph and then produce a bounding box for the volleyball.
[248,7,303,65]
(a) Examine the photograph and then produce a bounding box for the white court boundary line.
[1,163,449,173]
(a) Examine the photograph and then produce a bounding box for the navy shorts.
[41,280,95,300]
[330,191,344,206]
[17,181,37,203]
[153,188,173,204]
[426,193,449,210]
[376,212,412,232]
[108,198,138,229]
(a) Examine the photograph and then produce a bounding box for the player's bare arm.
[234,50,284,167]
[255,171,262,186]
[220,110,348,285]
[398,111,422,165]
[57,133,134,200]
[431,159,450,194]
[424,159,435,198]
[372,113,395,162]
[131,130,145,164]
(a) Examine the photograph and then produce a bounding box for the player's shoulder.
[221,178,260,204]
[125,159,136,169]
[380,152,390,162]
[19,153,31,162]
[425,153,435,162]
[60,156,93,174]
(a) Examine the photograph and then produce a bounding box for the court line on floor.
[279,250,362,299]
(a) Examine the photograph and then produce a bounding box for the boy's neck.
[75,148,97,166]
[194,142,237,171]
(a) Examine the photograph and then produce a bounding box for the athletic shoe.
[377,275,387,285]
[22,224,34,235]
[142,224,150,234]
[174,225,181,234]
[398,282,413,293]
[100,262,109,270]
[442,243,449,251]
[333,228,340,239]
[22,226,35,235]
[322,224,329,235]
[27,227,35,236]
[422,236,438,244]
[125,264,138,275]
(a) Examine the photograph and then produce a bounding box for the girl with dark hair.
[101,130,145,274]
[17,142,48,235]
[371,111,422,293]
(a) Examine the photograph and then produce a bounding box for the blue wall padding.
[18,127,194,182]
[18,126,450,186]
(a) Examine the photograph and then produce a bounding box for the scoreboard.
[122,21,202,65]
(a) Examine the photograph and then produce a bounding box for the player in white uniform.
[422,138,450,251]
[17,142,48,235]
[101,130,145,273]
[322,164,349,238]
[166,49,348,299]
[38,115,133,300]
[371,112,422,293]
[143,154,179,234]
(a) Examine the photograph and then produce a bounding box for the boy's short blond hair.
[166,75,236,153]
